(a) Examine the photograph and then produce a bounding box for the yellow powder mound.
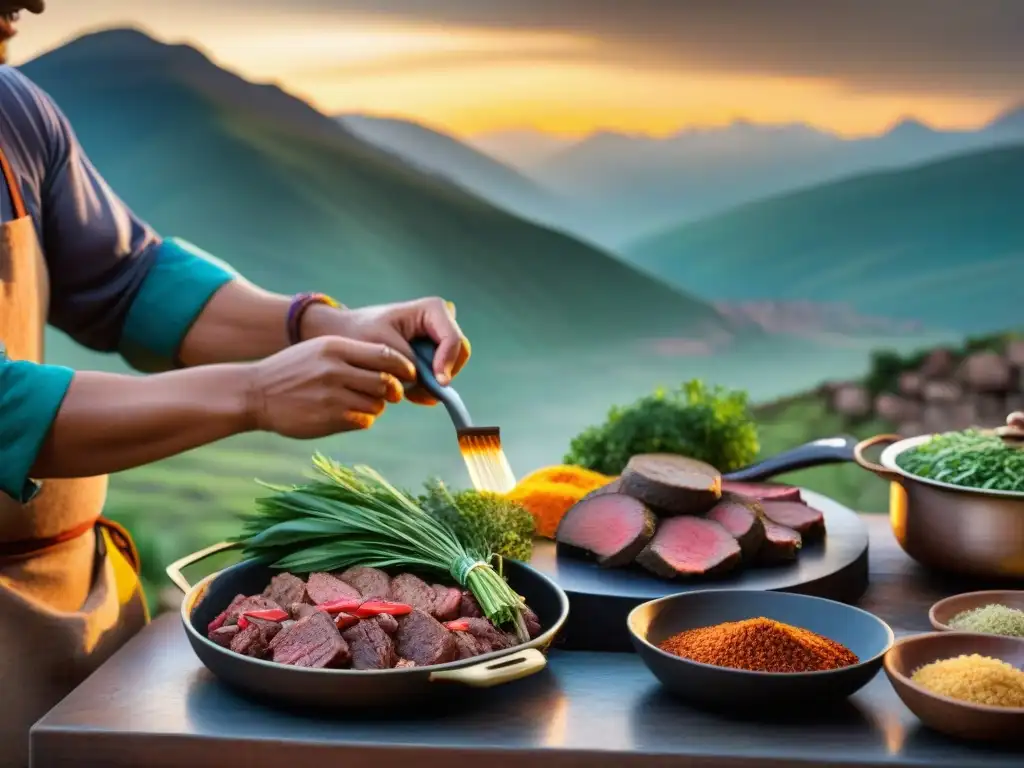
[911,654,1024,708]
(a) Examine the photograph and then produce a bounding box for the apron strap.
[0,144,27,220]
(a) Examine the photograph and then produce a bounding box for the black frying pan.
[723,435,858,481]
[166,542,570,709]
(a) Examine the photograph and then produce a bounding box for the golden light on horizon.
[9,7,1009,141]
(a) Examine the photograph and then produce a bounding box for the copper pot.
[854,434,1024,579]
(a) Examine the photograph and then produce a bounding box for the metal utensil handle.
[853,434,903,482]
[428,647,547,687]
[724,435,859,482]
[409,337,473,430]
[165,540,239,594]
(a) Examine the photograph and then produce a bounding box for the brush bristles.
[458,428,516,493]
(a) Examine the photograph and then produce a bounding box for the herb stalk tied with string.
[234,454,529,641]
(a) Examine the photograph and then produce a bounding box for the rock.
[973,395,1007,426]
[919,348,956,379]
[1006,340,1024,367]
[831,384,870,418]
[922,380,962,403]
[898,372,923,398]
[875,394,921,424]
[898,421,924,438]
[958,352,1012,393]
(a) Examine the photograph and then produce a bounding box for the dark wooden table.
[30,515,1024,768]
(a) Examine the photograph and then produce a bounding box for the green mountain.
[337,114,565,231]
[625,145,1024,334]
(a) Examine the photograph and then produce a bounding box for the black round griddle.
[533,488,869,652]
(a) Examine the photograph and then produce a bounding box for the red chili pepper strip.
[207,611,228,633]
[334,612,360,631]
[352,600,413,618]
[242,608,289,622]
[444,619,471,632]
[236,615,250,630]
[316,598,362,615]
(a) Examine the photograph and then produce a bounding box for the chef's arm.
[0,357,253,502]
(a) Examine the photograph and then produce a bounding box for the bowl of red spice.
[627,589,894,710]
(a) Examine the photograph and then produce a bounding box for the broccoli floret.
[420,480,535,561]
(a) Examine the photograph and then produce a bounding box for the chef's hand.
[304,297,471,406]
[246,337,416,438]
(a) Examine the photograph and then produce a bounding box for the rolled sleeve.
[118,238,236,372]
[0,357,74,503]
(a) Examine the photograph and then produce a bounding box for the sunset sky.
[9,0,1024,139]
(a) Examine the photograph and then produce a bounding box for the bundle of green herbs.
[564,379,759,475]
[235,454,528,640]
[895,430,1024,492]
[419,480,536,562]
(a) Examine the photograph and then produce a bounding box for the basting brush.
[408,338,517,493]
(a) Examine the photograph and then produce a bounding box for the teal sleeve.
[118,237,236,372]
[0,356,74,503]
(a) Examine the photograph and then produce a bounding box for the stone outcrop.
[827,343,1024,436]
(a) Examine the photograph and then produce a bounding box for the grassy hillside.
[625,145,1024,334]
[337,114,565,231]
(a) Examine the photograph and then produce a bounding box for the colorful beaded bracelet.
[287,292,342,345]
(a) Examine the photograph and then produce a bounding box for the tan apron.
[0,147,148,768]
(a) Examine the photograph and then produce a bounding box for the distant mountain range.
[626,144,1024,334]
[340,110,1024,248]
[336,114,566,231]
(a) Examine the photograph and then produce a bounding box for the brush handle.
[409,337,473,431]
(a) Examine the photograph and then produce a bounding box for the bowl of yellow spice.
[884,632,1024,742]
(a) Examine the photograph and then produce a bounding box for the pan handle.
[853,434,903,483]
[165,541,239,594]
[428,647,547,688]
[723,435,858,482]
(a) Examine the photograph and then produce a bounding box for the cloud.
[237,0,1024,98]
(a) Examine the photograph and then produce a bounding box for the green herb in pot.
[419,480,536,562]
[563,379,759,476]
[895,430,1024,492]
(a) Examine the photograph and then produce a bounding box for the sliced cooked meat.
[245,616,283,643]
[262,573,309,607]
[452,631,490,659]
[230,624,270,658]
[720,480,803,503]
[337,566,391,598]
[636,516,741,578]
[224,596,282,626]
[460,617,513,652]
[270,611,350,668]
[760,501,825,540]
[208,593,247,632]
[289,602,322,621]
[389,573,438,613]
[305,572,362,604]
[555,493,656,567]
[395,609,458,666]
[432,585,463,621]
[619,454,721,515]
[758,520,803,564]
[374,613,399,635]
[342,619,398,669]
[579,477,623,502]
[208,625,240,649]
[705,493,766,559]
[459,591,483,618]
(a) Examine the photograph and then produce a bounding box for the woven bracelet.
[287,292,342,345]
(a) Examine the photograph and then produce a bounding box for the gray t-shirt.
[0,64,160,352]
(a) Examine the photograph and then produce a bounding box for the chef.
[0,3,470,764]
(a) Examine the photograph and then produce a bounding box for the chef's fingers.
[420,298,470,385]
[333,366,404,404]
[321,337,416,382]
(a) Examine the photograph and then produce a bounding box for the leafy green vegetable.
[235,454,528,639]
[419,480,535,562]
[895,430,1024,492]
[563,379,759,475]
